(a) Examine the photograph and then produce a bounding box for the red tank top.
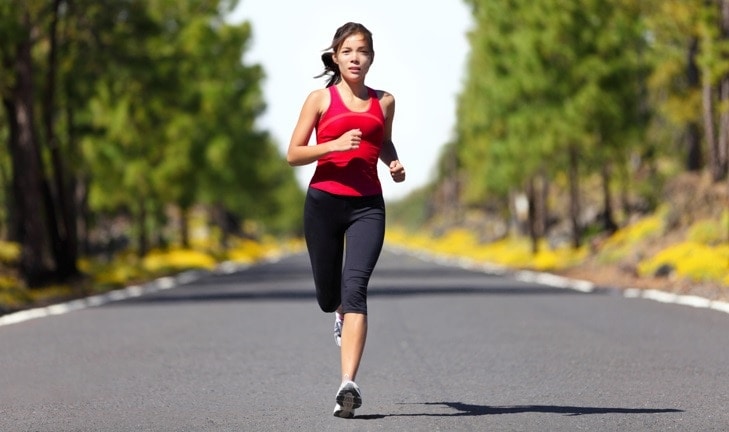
[310,85,385,196]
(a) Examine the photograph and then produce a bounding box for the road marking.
[388,246,729,316]
[0,265,243,328]
[0,256,285,328]
[624,287,729,314]
[3,250,728,328]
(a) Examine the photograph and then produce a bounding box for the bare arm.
[287,89,362,166]
[378,92,406,182]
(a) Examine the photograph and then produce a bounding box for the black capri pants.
[304,187,386,315]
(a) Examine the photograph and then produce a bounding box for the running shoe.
[333,314,343,347]
[333,380,361,418]
[332,402,355,418]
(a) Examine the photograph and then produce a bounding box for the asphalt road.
[1,249,728,431]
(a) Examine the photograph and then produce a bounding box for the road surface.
[1,249,727,431]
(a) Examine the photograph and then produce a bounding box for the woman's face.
[333,33,373,83]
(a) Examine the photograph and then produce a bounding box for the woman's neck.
[337,81,368,100]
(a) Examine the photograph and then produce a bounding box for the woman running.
[286,22,406,418]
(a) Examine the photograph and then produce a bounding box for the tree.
[1,0,302,285]
[457,0,648,250]
[1,3,54,285]
[697,0,729,182]
[644,0,705,172]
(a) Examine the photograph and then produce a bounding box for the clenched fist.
[389,160,406,183]
[333,129,361,152]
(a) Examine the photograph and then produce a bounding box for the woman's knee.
[317,298,339,313]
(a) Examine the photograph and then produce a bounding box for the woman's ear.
[331,52,338,65]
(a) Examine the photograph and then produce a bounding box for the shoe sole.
[333,405,355,418]
[336,383,362,411]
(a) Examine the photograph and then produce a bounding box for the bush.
[639,242,729,283]
[687,218,724,245]
[0,241,20,264]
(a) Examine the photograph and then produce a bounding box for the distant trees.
[445,0,729,250]
[0,1,302,287]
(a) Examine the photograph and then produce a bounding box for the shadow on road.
[355,402,683,419]
[110,251,610,306]
[116,284,598,306]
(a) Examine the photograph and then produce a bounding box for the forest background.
[1,0,728,313]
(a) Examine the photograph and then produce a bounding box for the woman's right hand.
[332,129,361,152]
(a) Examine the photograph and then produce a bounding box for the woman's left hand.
[389,160,406,183]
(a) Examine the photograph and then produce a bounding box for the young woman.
[287,22,406,418]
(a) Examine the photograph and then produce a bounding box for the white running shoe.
[333,314,343,347]
[333,402,355,418]
[333,380,361,418]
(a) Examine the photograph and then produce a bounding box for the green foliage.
[50,0,302,237]
[0,0,303,290]
[644,0,703,125]
[456,0,649,214]
[387,186,433,231]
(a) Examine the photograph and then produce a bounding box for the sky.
[228,1,472,200]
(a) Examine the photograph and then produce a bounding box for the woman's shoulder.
[372,88,395,116]
[303,87,331,113]
[371,88,395,102]
[306,87,331,102]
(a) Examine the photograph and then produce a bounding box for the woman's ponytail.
[315,52,340,87]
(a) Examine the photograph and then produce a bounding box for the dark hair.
[315,22,374,87]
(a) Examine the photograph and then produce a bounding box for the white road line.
[387,246,729,316]
[1,269,208,328]
[0,260,262,328]
[3,250,728,328]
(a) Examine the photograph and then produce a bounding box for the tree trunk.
[77,176,90,255]
[539,169,550,239]
[180,206,190,248]
[526,176,538,254]
[66,100,83,261]
[600,164,618,234]
[9,12,52,285]
[137,196,148,258]
[718,77,729,181]
[447,144,462,224]
[525,171,549,254]
[719,0,729,180]
[686,37,703,171]
[704,0,729,182]
[43,0,78,278]
[568,145,582,249]
[686,123,702,172]
[0,150,7,240]
[153,204,167,249]
[702,72,722,181]
[1,99,21,243]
